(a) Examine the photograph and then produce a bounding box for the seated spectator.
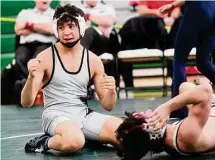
[1,0,56,105]
[78,0,119,81]
[14,0,56,78]
[80,0,117,56]
[137,0,181,26]
[137,1,182,79]
[118,16,168,88]
[137,0,182,48]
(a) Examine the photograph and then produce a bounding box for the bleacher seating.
[1,0,60,69]
[117,48,166,97]
[1,34,16,53]
[99,53,114,64]
[164,48,196,60]
[115,47,201,98]
[1,20,16,34]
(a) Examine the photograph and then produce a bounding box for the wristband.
[85,13,91,20]
[25,21,34,30]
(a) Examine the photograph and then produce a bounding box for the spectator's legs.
[119,62,134,88]
[81,27,109,56]
[196,29,215,85]
[15,45,32,78]
[14,43,52,105]
[171,8,199,118]
[167,16,183,49]
[81,27,95,52]
[81,27,115,77]
[1,60,17,104]
[33,43,52,58]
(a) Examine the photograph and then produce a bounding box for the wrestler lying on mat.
[116,82,215,160]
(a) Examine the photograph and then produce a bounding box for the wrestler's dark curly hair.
[53,4,86,27]
[115,111,166,160]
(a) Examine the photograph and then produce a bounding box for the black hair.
[53,4,86,27]
[116,111,166,160]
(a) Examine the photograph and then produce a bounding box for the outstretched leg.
[82,112,122,149]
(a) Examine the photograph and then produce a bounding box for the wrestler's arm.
[21,48,49,107]
[90,53,117,111]
[152,84,212,147]
[163,84,212,114]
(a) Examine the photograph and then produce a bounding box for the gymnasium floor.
[1,98,215,160]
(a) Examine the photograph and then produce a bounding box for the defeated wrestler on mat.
[21,4,122,154]
[116,82,215,159]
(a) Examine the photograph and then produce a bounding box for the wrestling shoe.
[25,133,50,153]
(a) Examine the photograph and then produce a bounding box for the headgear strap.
[132,112,166,140]
[140,123,167,140]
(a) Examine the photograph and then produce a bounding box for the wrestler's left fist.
[100,74,116,91]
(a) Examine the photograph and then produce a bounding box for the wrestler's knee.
[56,120,85,152]
[179,82,196,93]
[61,135,85,152]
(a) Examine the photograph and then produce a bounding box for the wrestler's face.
[57,21,80,44]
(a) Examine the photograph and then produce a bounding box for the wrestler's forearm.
[164,84,212,113]
[16,29,33,35]
[33,23,53,35]
[21,76,38,107]
[100,90,117,111]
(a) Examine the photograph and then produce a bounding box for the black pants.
[1,42,52,104]
[81,27,117,77]
[118,16,168,88]
[15,41,52,78]
[81,27,110,56]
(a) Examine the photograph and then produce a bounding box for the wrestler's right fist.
[27,59,41,78]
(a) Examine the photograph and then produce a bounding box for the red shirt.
[138,1,173,9]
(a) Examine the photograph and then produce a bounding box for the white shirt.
[80,3,116,37]
[16,7,56,44]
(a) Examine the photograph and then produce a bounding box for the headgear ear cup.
[52,14,86,38]
[77,16,86,37]
[52,18,58,38]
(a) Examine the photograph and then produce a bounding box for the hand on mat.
[27,58,41,78]
[159,3,174,15]
[148,104,171,130]
[100,74,116,91]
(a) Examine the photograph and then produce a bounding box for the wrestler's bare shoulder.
[35,47,53,69]
[88,51,103,65]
